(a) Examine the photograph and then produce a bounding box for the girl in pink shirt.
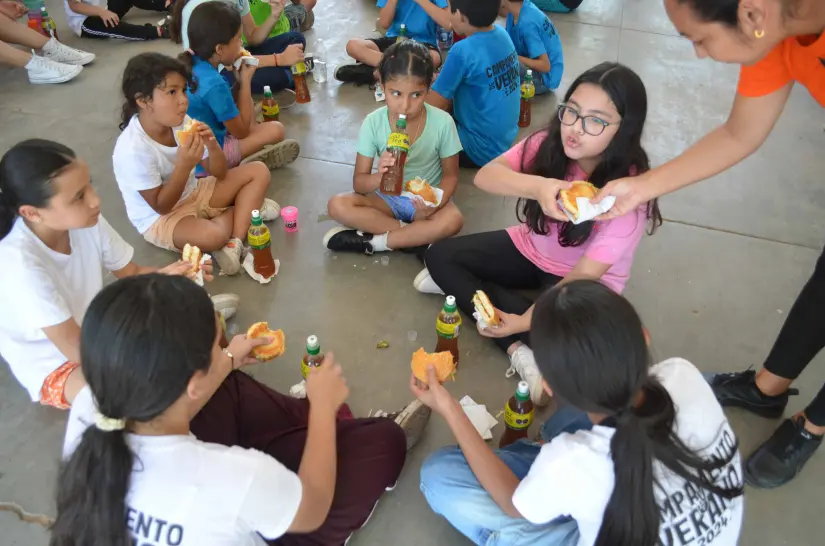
[417,62,662,405]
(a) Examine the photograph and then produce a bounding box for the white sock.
[370,232,392,252]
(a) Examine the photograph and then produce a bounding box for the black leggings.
[80,0,166,41]
[425,230,561,352]
[763,247,825,426]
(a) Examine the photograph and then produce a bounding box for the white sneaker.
[213,237,243,276]
[259,198,281,222]
[40,38,95,66]
[506,345,549,407]
[26,55,83,84]
[413,268,444,295]
[211,293,240,321]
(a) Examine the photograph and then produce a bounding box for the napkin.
[560,195,616,224]
[459,395,498,440]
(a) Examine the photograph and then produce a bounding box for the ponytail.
[51,427,134,546]
[168,0,191,44]
[0,140,75,240]
[180,2,242,69]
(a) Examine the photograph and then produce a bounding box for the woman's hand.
[306,353,350,414]
[594,176,651,220]
[477,309,529,338]
[227,333,273,368]
[377,151,395,174]
[530,176,570,222]
[409,367,458,417]
[176,131,204,170]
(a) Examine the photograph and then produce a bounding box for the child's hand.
[196,123,220,150]
[227,334,273,368]
[306,353,350,414]
[238,60,257,81]
[100,8,120,27]
[177,131,204,170]
[280,43,305,67]
[532,176,571,222]
[0,1,27,19]
[409,367,457,417]
[477,309,529,338]
[377,151,395,174]
[412,197,435,221]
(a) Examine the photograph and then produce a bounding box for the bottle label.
[291,61,308,75]
[436,317,461,339]
[248,231,271,250]
[387,132,410,152]
[301,360,316,379]
[262,103,280,117]
[504,405,534,430]
[284,219,297,229]
[521,83,535,100]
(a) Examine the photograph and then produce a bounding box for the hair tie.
[94,410,126,432]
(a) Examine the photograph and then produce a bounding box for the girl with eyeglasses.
[416,62,662,406]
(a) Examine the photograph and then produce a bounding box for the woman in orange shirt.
[591,0,825,490]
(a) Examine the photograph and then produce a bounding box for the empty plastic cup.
[282,206,299,232]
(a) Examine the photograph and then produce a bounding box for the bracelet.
[223,348,235,369]
[273,54,279,67]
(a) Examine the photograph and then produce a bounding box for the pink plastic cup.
[282,206,299,232]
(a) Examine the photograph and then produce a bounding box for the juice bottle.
[247,210,277,279]
[396,23,408,43]
[291,60,311,104]
[499,381,535,448]
[518,69,535,128]
[27,16,41,34]
[379,114,409,196]
[301,335,324,379]
[261,85,280,122]
[40,7,58,40]
[434,295,461,366]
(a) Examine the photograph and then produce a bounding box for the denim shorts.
[377,192,417,224]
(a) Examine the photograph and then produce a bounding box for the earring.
[754,29,765,38]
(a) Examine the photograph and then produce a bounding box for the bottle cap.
[444,295,457,312]
[263,85,272,94]
[516,381,530,400]
[526,69,532,76]
[398,114,407,120]
[400,23,406,29]
[306,335,320,354]
[251,209,262,225]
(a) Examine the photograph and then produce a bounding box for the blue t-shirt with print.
[377,0,447,46]
[506,0,564,90]
[432,25,519,166]
[187,57,239,174]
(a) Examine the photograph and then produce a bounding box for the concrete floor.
[2,0,824,544]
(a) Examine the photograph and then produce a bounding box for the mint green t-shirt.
[356,104,463,188]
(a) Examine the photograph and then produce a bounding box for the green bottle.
[396,23,408,43]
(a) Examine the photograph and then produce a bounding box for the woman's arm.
[353,153,383,194]
[378,0,398,31]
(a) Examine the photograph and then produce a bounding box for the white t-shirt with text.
[113,115,208,234]
[63,386,303,545]
[0,216,133,400]
[512,358,744,546]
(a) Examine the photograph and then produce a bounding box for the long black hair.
[178,2,243,70]
[0,139,76,240]
[531,280,743,546]
[50,275,217,546]
[677,0,798,26]
[119,53,196,131]
[517,62,662,246]
[377,39,434,87]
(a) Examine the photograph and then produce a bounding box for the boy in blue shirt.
[427,0,519,168]
[501,0,564,93]
[336,0,450,85]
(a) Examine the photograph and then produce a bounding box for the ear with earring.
[754,29,765,38]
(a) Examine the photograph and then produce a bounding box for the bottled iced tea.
[301,335,324,379]
[519,70,535,128]
[434,295,461,366]
[262,85,280,122]
[396,23,408,43]
[247,210,276,279]
[380,114,409,196]
[499,381,534,448]
[40,7,58,40]
[291,60,311,104]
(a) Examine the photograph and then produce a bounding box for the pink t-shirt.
[504,133,647,293]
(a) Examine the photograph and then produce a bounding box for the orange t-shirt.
[737,33,825,107]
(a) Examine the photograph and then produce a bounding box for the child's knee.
[262,121,285,144]
[246,160,271,186]
[438,207,464,237]
[327,193,353,221]
[200,223,232,251]
[345,39,364,58]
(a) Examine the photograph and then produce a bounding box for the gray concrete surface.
[2,0,825,544]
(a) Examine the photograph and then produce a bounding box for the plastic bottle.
[379,114,409,196]
[261,85,280,122]
[436,25,453,52]
[301,335,324,379]
[434,295,461,366]
[519,70,535,128]
[312,40,327,83]
[247,210,277,279]
[27,15,42,35]
[499,381,534,448]
[396,23,408,43]
[291,59,311,104]
[40,6,58,40]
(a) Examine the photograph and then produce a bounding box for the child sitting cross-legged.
[324,40,463,257]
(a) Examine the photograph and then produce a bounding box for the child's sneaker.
[241,139,300,170]
[413,268,444,295]
[157,16,172,39]
[372,399,432,451]
[323,227,376,255]
[260,198,281,221]
[40,38,95,66]
[334,63,376,85]
[26,55,83,85]
[506,345,550,407]
[211,293,240,321]
[213,237,243,276]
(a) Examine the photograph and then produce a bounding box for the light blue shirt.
[377,0,448,46]
[506,0,564,90]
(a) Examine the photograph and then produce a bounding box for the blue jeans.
[245,31,306,94]
[520,62,555,95]
[419,406,592,545]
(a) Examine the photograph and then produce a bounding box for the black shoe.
[324,227,375,255]
[334,63,376,85]
[707,369,798,418]
[745,416,823,488]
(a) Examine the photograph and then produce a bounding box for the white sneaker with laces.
[210,293,240,321]
[213,237,243,276]
[259,198,281,221]
[40,38,95,66]
[26,55,82,85]
[506,345,549,406]
[413,268,444,295]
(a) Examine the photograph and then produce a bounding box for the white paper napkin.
[559,195,616,224]
[242,253,280,284]
[472,310,498,331]
[193,253,211,287]
[459,395,498,440]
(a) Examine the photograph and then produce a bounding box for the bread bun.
[406,177,438,204]
[559,181,598,219]
[472,290,500,327]
[246,322,286,361]
[411,348,455,384]
[175,118,200,146]
[239,48,252,57]
[182,243,202,273]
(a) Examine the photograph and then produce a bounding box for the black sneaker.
[334,63,376,85]
[373,399,432,451]
[324,227,375,255]
[745,416,823,488]
[707,369,798,418]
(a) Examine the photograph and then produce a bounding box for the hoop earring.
[754,29,765,39]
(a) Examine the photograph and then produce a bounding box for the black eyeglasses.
[557,104,618,136]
